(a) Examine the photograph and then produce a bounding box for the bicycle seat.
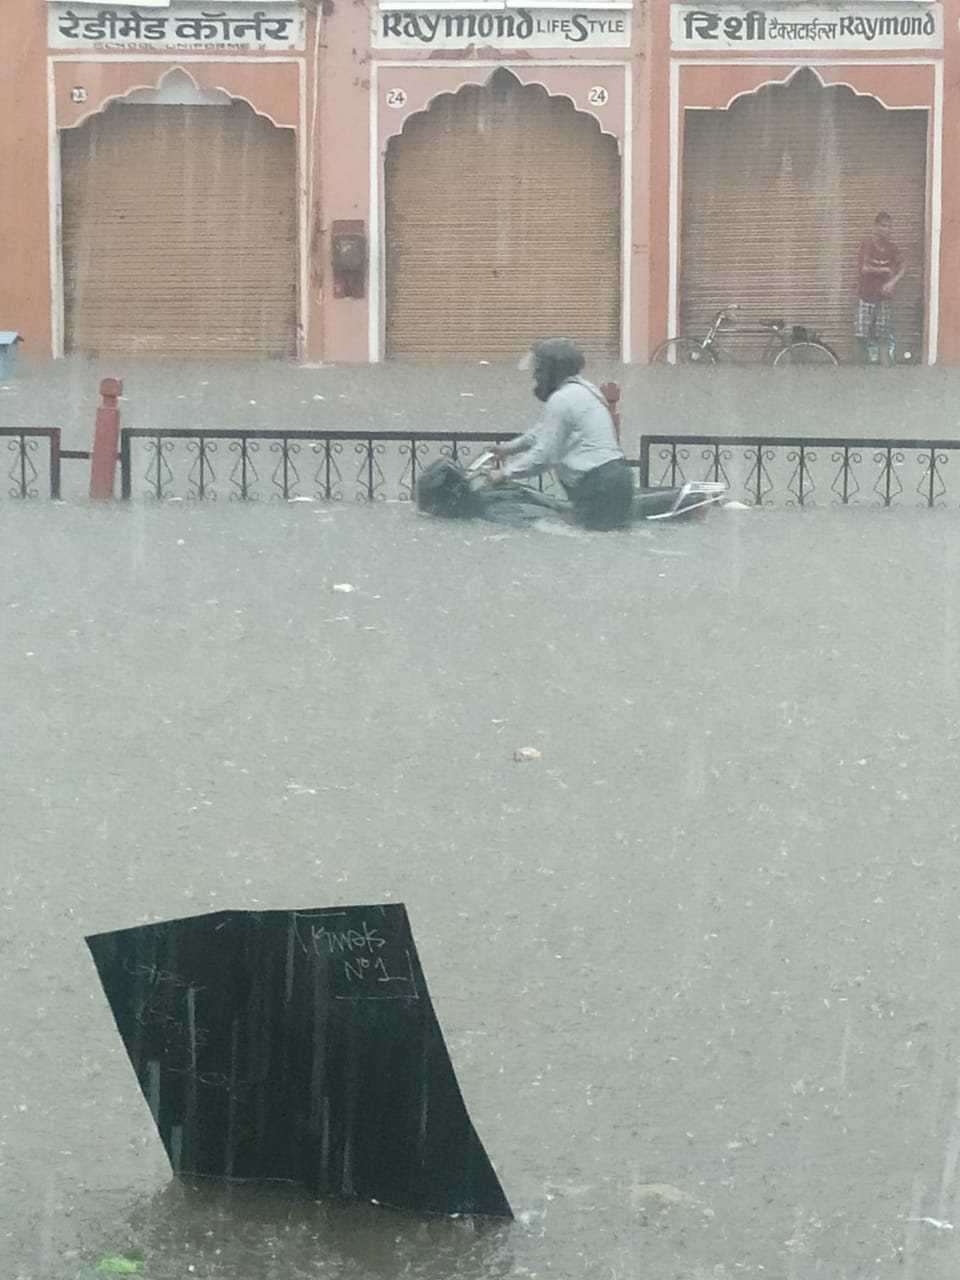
[760,318,786,331]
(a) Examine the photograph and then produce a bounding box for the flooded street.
[4,497,960,1279]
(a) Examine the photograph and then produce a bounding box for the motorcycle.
[415,452,728,527]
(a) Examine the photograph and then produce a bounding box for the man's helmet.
[531,338,585,402]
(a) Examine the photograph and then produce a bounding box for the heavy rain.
[5,0,960,1276]
[2,359,960,1280]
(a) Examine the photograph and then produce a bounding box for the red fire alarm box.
[332,220,367,298]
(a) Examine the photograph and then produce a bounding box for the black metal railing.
[8,425,959,509]
[639,434,960,508]
[0,428,62,499]
[119,429,565,502]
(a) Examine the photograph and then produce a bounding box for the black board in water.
[85,903,512,1218]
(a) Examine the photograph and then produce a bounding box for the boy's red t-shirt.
[858,235,902,303]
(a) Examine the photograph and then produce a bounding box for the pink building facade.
[5,2,960,364]
[4,0,648,363]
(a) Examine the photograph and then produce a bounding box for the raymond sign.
[375,8,630,48]
[49,6,306,50]
[672,4,942,51]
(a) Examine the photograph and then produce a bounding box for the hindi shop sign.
[374,8,630,49]
[49,6,306,51]
[672,4,942,52]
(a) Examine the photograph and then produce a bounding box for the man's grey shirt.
[500,378,624,487]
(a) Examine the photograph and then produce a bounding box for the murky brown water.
[3,499,960,1279]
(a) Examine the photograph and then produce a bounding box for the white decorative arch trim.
[67,65,293,131]
[382,67,622,150]
[720,64,915,113]
[120,68,232,107]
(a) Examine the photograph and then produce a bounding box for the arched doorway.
[385,70,621,359]
[679,69,927,362]
[61,92,297,356]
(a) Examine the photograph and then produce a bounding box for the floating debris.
[86,904,512,1218]
[629,1183,694,1207]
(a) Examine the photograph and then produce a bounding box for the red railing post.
[89,377,123,501]
[599,380,621,444]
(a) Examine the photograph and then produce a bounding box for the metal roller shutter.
[61,103,297,356]
[385,71,621,359]
[679,71,927,363]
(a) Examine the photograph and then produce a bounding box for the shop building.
[3,0,651,363]
[29,3,313,358]
[6,2,960,364]
[649,3,943,363]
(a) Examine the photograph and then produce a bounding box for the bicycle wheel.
[650,338,717,367]
[773,341,839,367]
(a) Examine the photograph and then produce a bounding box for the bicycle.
[650,304,840,367]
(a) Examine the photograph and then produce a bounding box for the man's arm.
[883,246,905,294]
[500,398,570,479]
[859,238,893,279]
[494,431,537,459]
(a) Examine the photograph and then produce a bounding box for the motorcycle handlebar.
[466,450,497,475]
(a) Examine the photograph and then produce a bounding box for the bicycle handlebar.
[707,305,740,334]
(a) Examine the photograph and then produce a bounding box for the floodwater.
[3,497,960,1280]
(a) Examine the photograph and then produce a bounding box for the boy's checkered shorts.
[855,298,892,340]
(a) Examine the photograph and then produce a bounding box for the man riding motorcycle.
[487,338,634,532]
